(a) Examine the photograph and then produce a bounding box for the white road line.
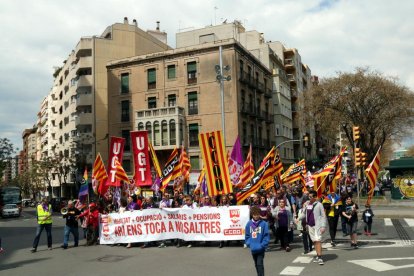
[404,218,414,227]
[292,256,313,264]
[384,218,393,226]
[349,257,414,272]
[280,266,305,275]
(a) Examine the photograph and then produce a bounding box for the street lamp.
[215,45,231,146]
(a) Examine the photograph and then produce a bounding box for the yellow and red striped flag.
[159,148,180,192]
[92,153,108,195]
[365,147,381,205]
[273,149,284,185]
[199,130,233,196]
[114,159,130,183]
[236,147,276,204]
[281,159,306,184]
[236,144,255,188]
[149,142,162,177]
[179,146,191,180]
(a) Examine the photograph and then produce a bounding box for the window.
[146,122,152,143]
[122,159,131,173]
[190,156,199,170]
[189,124,199,147]
[161,120,168,146]
[169,119,176,145]
[147,68,156,89]
[187,61,197,84]
[154,121,160,146]
[121,73,129,94]
[121,100,130,122]
[188,92,198,115]
[168,94,176,107]
[242,122,247,145]
[179,120,184,146]
[148,97,156,109]
[167,65,176,79]
[122,130,130,151]
[138,122,144,131]
[239,60,244,74]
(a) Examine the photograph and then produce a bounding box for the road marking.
[348,257,414,272]
[280,266,304,275]
[404,218,414,227]
[292,256,313,264]
[384,218,393,226]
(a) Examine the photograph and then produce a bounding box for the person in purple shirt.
[126,195,139,211]
[272,199,293,252]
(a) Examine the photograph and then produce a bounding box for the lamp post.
[215,46,231,146]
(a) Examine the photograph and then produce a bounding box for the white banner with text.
[99,206,249,244]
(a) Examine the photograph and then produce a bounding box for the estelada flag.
[237,147,276,204]
[365,147,381,205]
[199,130,232,197]
[159,148,180,192]
[92,153,108,195]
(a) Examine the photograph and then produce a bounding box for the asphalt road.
[0,208,413,276]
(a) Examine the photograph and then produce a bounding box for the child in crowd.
[362,204,374,236]
[245,206,270,276]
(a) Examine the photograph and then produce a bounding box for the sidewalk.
[362,195,414,218]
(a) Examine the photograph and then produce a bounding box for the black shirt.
[63,207,81,227]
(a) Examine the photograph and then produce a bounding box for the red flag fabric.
[236,144,255,188]
[106,136,125,187]
[114,159,130,183]
[92,153,108,196]
[365,147,381,205]
[131,131,152,186]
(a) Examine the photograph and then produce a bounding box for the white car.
[2,204,21,218]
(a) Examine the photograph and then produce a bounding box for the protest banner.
[99,205,249,244]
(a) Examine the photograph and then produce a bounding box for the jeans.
[302,231,313,252]
[341,215,348,235]
[33,223,52,249]
[63,225,79,247]
[364,222,372,233]
[252,252,265,276]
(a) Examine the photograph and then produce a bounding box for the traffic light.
[354,147,362,167]
[361,152,368,166]
[303,134,309,148]
[353,126,360,141]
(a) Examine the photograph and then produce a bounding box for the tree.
[0,138,15,181]
[304,67,414,162]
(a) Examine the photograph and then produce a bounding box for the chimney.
[124,17,128,24]
[156,21,160,31]
[132,19,137,27]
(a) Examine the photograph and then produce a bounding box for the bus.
[0,186,22,214]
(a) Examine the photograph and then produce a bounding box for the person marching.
[322,191,342,247]
[61,200,81,249]
[78,202,100,246]
[342,195,359,248]
[245,206,270,276]
[362,204,374,236]
[305,190,327,265]
[31,197,53,253]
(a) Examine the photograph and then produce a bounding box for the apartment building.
[37,18,170,196]
[107,39,274,172]
[176,21,309,164]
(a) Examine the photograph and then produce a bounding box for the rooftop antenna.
[214,6,218,25]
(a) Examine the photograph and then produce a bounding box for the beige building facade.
[107,39,274,171]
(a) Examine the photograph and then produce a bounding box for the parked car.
[2,204,21,218]
[22,198,34,207]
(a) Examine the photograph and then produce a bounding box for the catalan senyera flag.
[149,142,162,177]
[159,148,180,192]
[312,148,345,198]
[365,147,381,205]
[92,153,108,195]
[114,159,130,183]
[199,130,232,196]
[236,144,255,188]
[281,159,306,184]
[236,147,276,205]
[179,146,191,180]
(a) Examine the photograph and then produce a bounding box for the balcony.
[264,88,272,98]
[256,81,264,93]
[76,56,93,70]
[291,89,298,100]
[239,70,250,85]
[77,75,93,87]
[76,93,93,106]
[75,38,93,57]
[287,74,296,83]
[75,112,93,125]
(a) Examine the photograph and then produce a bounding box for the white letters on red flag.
[99,206,249,244]
[106,136,125,187]
[130,131,152,186]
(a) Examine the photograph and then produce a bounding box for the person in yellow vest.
[31,197,53,253]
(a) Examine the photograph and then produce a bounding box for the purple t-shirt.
[278,208,288,227]
[306,203,316,227]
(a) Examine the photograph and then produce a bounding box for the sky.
[1,0,413,151]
